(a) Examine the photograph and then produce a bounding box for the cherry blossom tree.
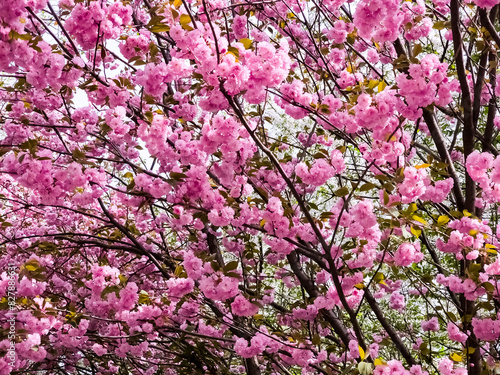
[3,0,500,374]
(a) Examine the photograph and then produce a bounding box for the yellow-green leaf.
[437,215,449,226]
[486,244,497,254]
[407,203,418,214]
[368,80,379,89]
[119,275,128,285]
[174,265,184,276]
[374,358,386,366]
[358,346,366,360]
[410,226,422,237]
[374,272,385,283]
[415,163,430,169]
[412,215,427,225]
[138,290,150,305]
[240,38,252,49]
[450,353,462,362]
[179,14,191,25]
[433,20,447,30]
[150,24,170,33]
[227,46,240,59]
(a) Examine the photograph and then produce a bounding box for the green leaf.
[383,190,390,205]
[170,172,187,181]
[313,152,328,159]
[211,261,220,272]
[147,15,165,27]
[19,139,38,154]
[445,312,456,321]
[412,43,422,57]
[334,187,349,197]
[100,285,120,299]
[483,282,495,293]
[312,334,321,346]
[359,183,376,191]
[419,342,429,355]
[72,148,86,161]
[320,212,335,220]
[223,261,239,272]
